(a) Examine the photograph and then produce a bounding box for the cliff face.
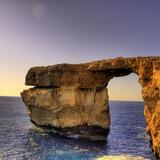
[21,57,160,159]
[22,87,110,140]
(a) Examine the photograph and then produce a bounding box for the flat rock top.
[25,57,160,88]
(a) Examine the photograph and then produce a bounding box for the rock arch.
[21,57,160,159]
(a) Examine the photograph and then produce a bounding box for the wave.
[96,154,150,160]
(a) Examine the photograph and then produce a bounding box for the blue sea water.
[0,97,156,160]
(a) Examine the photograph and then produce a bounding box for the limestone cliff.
[22,87,110,140]
[21,57,160,159]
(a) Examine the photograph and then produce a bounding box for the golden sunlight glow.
[108,74,142,101]
[0,74,30,96]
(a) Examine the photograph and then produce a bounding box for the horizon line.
[0,95,143,102]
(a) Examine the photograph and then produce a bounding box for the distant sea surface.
[0,97,156,160]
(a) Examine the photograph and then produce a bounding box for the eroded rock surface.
[22,87,110,140]
[21,57,160,159]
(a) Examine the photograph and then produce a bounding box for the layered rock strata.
[21,57,160,159]
[22,87,110,140]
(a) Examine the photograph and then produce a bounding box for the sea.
[0,97,156,160]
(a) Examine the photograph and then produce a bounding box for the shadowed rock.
[21,56,160,159]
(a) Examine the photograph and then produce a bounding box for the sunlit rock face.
[21,57,160,159]
[21,87,110,140]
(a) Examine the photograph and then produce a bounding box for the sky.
[0,0,159,100]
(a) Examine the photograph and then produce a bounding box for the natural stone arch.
[21,57,160,159]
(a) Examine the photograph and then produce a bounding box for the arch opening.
[106,73,155,159]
